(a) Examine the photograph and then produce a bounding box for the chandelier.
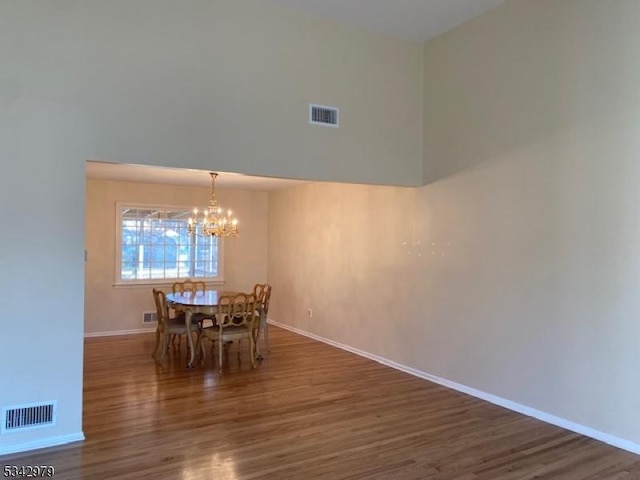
[187,172,239,237]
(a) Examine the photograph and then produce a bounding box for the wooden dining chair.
[253,283,272,358]
[171,279,206,295]
[170,279,211,343]
[152,288,198,361]
[196,293,259,373]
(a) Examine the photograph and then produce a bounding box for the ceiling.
[266,0,506,43]
[86,161,310,191]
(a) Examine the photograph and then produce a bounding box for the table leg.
[186,309,196,368]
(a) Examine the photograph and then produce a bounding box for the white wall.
[8,0,638,456]
[422,0,640,443]
[2,0,423,187]
[0,101,88,453]
[84,179,268,335]
[0,0,421,454]
[268,0,640,450]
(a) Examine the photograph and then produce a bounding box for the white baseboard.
[84,328,155,338]
[0,432,84,456]
[269,319,640,456]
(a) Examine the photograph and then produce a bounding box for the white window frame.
[114,202,225,288]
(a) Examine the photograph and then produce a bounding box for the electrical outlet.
[307,308,313,318]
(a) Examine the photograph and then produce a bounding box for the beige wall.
[85,179,267,334]
[268,182,417,345]
[269,0,640,449]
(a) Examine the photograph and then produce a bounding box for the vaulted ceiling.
[266,0,506,42]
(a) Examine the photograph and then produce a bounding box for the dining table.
[165,289,236,368]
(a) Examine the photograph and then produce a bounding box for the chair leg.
[262,313,270,352]
[158,333,169,361]
[254,324,263,360]
[152,327,161,358]
[250,335,257,369]
[218,338,224,373]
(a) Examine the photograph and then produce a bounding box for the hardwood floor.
[2,326,640,479]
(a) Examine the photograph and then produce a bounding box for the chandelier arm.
[189,172,239,238]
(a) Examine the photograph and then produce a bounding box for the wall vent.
[309,104,339,127]
[143,311,157,324]
[2,402,56,433]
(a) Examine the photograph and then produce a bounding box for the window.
[116,204,223,284]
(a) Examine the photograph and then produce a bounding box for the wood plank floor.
[2,326,640,479]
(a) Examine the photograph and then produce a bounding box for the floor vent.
[309,104,339,127]
[143,311,157,324]
[2,402,56,433]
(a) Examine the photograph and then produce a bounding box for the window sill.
[112,279,225,289]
